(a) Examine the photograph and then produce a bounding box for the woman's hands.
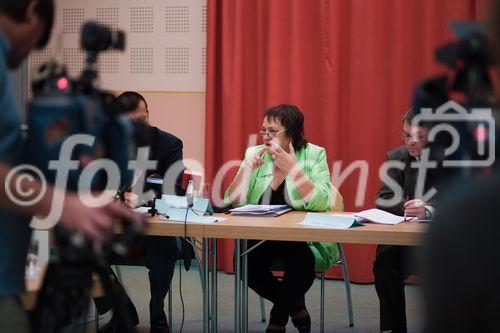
[244,142,297,174]
[265,141,297,174]
[266,141,316,203]
[244,147,265,170]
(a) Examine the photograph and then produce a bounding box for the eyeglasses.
[398,132,426,143]
[258,128,287,138]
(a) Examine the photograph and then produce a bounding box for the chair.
[258,188,354,331]
[257,243,354,332]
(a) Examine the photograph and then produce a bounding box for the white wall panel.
[28,0,207,92]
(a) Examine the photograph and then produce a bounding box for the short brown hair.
[402,108,430,128]
[401,108,416,123]
[264,104,308,150]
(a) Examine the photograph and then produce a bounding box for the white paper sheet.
[354,208,405,225]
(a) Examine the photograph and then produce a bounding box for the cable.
[179,191,190,333]
[178,260,185,333]
[184,202,189,242]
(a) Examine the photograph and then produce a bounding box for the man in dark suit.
[96,92,185,333]
[373,109,435,333]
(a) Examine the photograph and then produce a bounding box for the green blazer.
[225,143,342,272]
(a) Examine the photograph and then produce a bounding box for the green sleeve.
[304,148,332,212]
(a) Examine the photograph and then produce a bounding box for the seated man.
[373,109,435,333]
[96,92,185,333]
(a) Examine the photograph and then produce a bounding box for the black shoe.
[267,304,288,332]
[266,324,286,333]
[97,317,118,333]
[150,312,170,333]
[290,297,311,333]
[98,315,140,333]
[98,303,139,333]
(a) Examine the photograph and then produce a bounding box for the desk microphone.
[146,174,164,217]
[181,179,195,271]
[186,179,194,208]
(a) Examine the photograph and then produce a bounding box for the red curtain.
[205,0,486,282]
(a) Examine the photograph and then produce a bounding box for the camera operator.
[421,1,500,332]
[95,91,185,333]
[0,1,142,332]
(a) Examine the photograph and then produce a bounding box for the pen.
[403,195,410,221]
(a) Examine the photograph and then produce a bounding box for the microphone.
[186,179,194,208]
[182,179,195,271]
[145,174,164,217]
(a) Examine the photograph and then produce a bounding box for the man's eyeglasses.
[258,128,287,138]
[398,132,425,143]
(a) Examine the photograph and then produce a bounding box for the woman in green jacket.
[225,104,342,333]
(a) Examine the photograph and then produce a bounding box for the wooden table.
[203,211,427,333]
[137,212,427,333]
[115,215,206,238]
[29,211,426,333]
[205,211,426,245]
[136,211,426,244]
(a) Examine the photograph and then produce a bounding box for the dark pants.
[246,240,316,325]
[94,236,180,322]
[373,245,417,333]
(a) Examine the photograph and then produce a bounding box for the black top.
[133,122,185,195]
[258,181,289,205]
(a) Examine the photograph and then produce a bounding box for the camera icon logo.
[412,101,496,167]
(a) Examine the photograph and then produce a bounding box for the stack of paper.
[354,209,405,225]
[230,204,292,216]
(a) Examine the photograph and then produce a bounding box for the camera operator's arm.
[0,162,143,243]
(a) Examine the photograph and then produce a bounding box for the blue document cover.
[300,213,364,229]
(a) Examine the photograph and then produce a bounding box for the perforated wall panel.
[62,8,85,34]
[98,52,119,75]
[165,47,189,74]
[131,48,154,74]
[28,0,207,92]
[96,7,119,30]
[62,48,85,76]
[202,5,207,33]
[28,48,52,75]
[166,6,190,33]
[201,47,206,74]
[130,6,154,33]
